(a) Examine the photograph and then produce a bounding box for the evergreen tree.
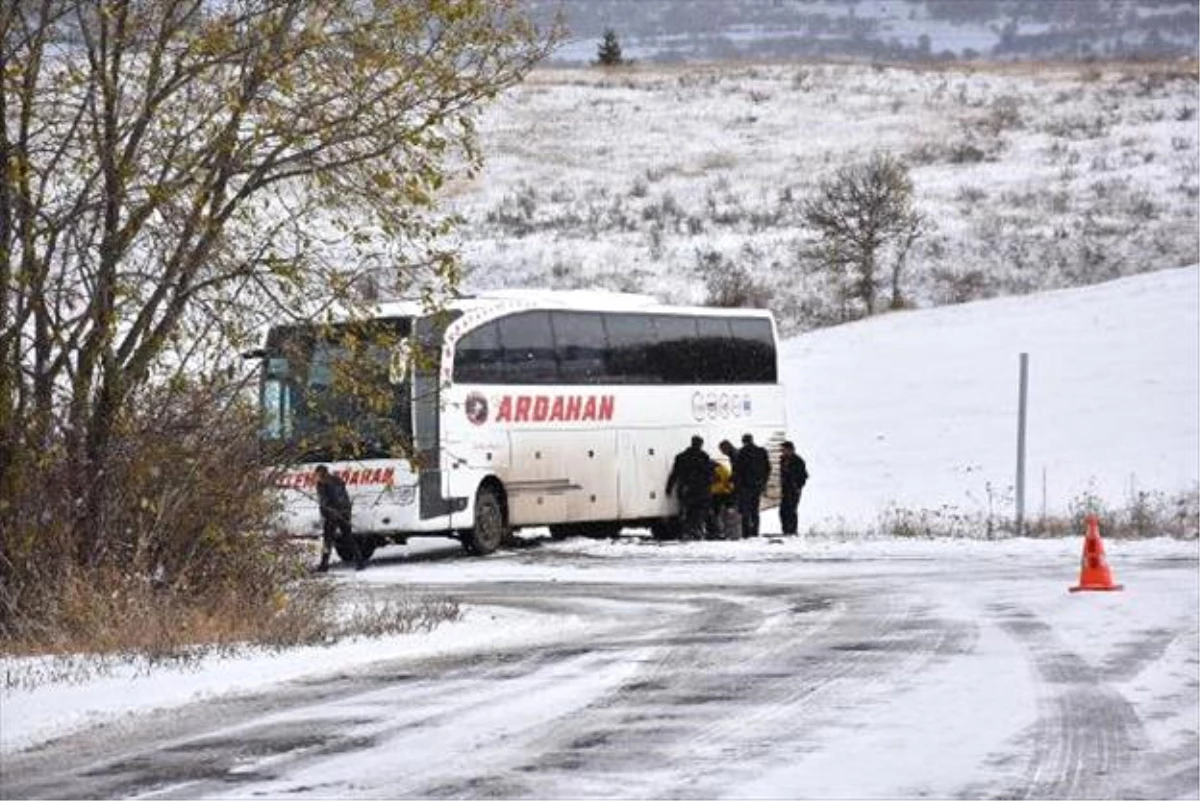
[595,28,625,66]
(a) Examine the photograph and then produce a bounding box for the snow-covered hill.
[780,264,1199,530]
[448,61,1198,335]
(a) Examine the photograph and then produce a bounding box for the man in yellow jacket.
[709,441,741,539]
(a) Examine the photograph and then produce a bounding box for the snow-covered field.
[449,62,1198,332]
[2,268,1196,799]
[786,264,1199,529]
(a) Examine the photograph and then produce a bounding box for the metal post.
[1015,353,1029,537]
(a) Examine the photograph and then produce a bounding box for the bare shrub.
[1125,191,1160,220]
[641,192,685,228]
[877,503,977,539]
[1043,114,1109,139]
[874,486,1198,540]
[930,266,993,304]
[486,183,540,236]
[1041,484,1200,541]
[338,591,463,638]
[948,140,989,164]
[0,378,319,655]
[977,95,1025,136]
[695,249,771,309]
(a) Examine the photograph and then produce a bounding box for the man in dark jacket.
[315,465,365,571]
[733,433,770,538]
[665,435,713,541]
[778,440,808,535]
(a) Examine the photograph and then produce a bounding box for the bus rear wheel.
[650,518,680,541]
[465,486,507,556]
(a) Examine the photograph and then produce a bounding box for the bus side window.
[651,315,701,384]
[552,311,606,385]
[498,311,558,385]
[695,317,733,384]
[455,320,503,384]
[603,313,658,384]
[729,318,778,382]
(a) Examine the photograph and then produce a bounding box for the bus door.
[413,316,468,526]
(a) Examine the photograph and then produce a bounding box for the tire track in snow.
[986,604,1144,800]
[406,581,976,799]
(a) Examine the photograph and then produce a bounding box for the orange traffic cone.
[1069,514,1123,592]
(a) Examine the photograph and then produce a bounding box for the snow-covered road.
[2,535,1196,799]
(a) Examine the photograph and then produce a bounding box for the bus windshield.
[260,318,413,462]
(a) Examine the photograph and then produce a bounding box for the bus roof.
[366,289,773,320]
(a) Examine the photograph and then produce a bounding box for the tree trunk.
[77,370,122,567]
[861,251,877,315]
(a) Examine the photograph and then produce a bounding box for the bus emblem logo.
[465,392,489,425]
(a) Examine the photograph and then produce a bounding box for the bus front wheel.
[335,537,377,564]
[465,486,507,556]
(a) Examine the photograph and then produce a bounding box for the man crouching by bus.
[315,465,365,572]
[666,436,713,541]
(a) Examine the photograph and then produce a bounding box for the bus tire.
[650,518,680,541]
[465,486,507,556]
[335,537,376,564]
[587,522,621,539]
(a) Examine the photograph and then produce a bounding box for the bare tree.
[1,0,560,565]
[802,151,925,316]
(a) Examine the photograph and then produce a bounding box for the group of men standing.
[313,434,809,571]
[666,434,808,540]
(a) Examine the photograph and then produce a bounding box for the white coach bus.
[252,291,788,564]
